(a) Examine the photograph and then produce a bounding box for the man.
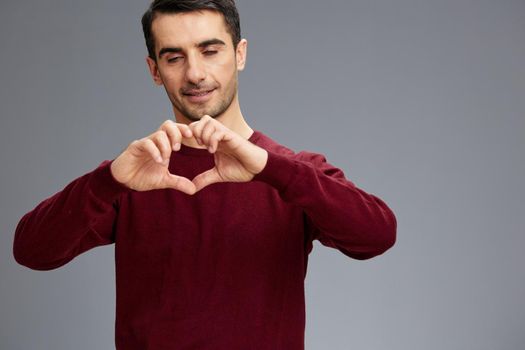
[13,0,396,349]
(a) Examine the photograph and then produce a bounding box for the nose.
[184,53,206,85]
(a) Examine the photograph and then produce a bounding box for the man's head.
[142,0,241,63]
[141,0,246,123]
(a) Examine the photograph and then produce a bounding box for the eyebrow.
[158,38,227,59]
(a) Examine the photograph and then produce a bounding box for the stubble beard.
[172,78,238,122]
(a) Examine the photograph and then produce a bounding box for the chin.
[179,111,216,122]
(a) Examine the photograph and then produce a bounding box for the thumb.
[192,167,223,192]
[164,174,197,195]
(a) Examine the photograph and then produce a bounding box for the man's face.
[146,10,246,122]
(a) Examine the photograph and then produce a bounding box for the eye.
[167,56,182,63]
[203,50,218,56]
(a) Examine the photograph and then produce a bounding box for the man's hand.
[110,116,268,194]
[189,115,268,192]
[110,120,197,194]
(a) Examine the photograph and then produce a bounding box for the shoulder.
[251,130,336,169]
[251,130,295,156]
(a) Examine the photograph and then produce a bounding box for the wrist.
[89,160,133,201]
[109,157,129,187]
[252,146,268,175]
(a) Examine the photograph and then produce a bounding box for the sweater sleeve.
[13,160,131,270]
[253,150,397,260]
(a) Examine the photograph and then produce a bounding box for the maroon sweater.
[13,130,396,349]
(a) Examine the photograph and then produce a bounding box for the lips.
[182,88,215,103]
[183,89,215,96]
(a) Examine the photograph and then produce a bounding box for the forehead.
[152,10,231,50]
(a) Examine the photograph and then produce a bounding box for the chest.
[115,182,305,265]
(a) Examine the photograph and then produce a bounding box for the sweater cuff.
[252,151,298,192]
[88,160,132,203]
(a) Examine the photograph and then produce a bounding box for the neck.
[175,95,253,149]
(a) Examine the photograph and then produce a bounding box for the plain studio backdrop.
[1,1,524,349]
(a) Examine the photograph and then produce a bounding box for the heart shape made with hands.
[178,120,267,194]
[110,116,268,196]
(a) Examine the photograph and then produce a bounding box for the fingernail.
[174,143,181,151]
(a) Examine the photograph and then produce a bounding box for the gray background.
[1,0,524,349]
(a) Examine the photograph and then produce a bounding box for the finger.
[150,130,172,161]
[177,123,193,139]
[160,120,182,151]
[164,174,197,195]
[137,138,163,163]
[189,121,204,145]
[208,130,225,153]
[190,116,212,145]
[200,121,216,148]
[192,167,223,192]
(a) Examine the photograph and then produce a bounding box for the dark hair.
[141,0,241,62]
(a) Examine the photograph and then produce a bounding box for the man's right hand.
[110,120,197,195]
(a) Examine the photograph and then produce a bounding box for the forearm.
[253,151,397,259]
[13,160,130,270]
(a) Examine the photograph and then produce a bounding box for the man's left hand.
[189,115,268,192]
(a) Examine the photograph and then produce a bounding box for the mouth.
[182,88,216,103]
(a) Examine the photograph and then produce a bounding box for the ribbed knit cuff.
[252,151,298,193]
[88,160,132,203]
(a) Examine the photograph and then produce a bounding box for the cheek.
[161,73,182,94]
[209,60,236,85]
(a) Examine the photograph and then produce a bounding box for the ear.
[235,39,247,72]
[146,56,164,86]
